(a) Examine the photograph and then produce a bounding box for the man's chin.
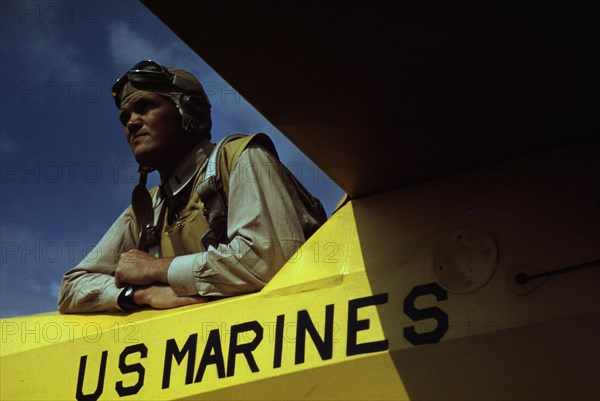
[132,150,158,171]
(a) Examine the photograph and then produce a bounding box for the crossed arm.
[114,249,206,309]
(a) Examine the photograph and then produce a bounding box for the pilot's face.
[119,91,186,171]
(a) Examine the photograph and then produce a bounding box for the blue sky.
[0,0,344,318]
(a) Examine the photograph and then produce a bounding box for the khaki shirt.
[58,140,321,313]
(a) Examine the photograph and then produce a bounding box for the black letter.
[226,321,263,377]
[295,304,334,364]
[403,283,448,345]
[195,329,225,382]
[273,314,285,369]
[162,334,197,389]
[115,343,148,396]
[346,294,389,356]
[75,351,108,401]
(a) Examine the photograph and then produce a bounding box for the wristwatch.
[118,285,140,311]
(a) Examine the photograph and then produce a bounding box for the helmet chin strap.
[138,165,155,175]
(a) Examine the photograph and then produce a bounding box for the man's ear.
[179,93,212,135]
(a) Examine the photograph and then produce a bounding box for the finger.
[114,267,126,288]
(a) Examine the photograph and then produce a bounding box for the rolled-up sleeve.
[168,144,320,296]
[58,207,139,313]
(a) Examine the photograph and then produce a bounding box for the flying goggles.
[111,60,199,109]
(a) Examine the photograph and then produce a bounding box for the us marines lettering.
[75,285,449,400]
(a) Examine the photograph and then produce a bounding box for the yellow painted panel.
[2,145,599,400]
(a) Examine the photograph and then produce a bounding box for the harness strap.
[196,133,326,251]
[196,134,247,251]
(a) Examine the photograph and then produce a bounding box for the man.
[58,60,325,313]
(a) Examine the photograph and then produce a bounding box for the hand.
[115,249,172,288]
[133,284,207,309]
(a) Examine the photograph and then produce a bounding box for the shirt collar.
[161,139,215,196]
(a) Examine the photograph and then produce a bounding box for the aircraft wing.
[137,2,597,198]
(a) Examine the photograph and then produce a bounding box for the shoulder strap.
[204,133,247,188]
[196,134,255,250]
[196,133,326,251]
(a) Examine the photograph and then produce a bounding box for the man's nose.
[127,115,142,135]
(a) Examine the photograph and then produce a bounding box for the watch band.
[118,285,140,311]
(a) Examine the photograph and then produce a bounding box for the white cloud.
[108,22,162,68]
[108,21,197,71]
[2,1,86,83]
